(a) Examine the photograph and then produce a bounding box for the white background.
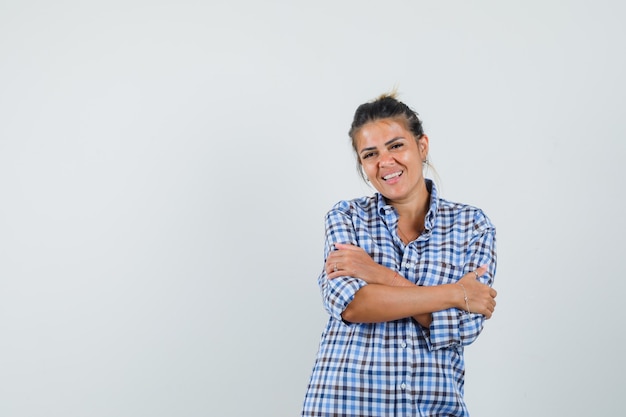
[1,1,625,416]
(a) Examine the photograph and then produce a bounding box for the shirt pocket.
[417,260,464,287]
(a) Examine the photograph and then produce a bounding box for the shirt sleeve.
[426,209,497,350]
[317,202,368,323]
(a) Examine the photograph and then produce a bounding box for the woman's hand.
[456,265,497,318]
[325,243,391,284]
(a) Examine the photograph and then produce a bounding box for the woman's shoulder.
[437,197,495,229]
[327,195,378,216]
[438,196,480,212]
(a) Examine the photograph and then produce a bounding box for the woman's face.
[355,118,429,203]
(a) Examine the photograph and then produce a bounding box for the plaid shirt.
[302,180,497,417]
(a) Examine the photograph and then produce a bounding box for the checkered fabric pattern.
[301,180,497,417]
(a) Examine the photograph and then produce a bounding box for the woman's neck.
[391,183,431,243]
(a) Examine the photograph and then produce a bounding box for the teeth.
[383,171,402,180]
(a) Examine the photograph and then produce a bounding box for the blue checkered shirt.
[302,180,497,416]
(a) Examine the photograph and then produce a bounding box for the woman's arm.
[326,243,496,324]
[340,282,470,324]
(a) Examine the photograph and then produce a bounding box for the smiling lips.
[383,170,403,181]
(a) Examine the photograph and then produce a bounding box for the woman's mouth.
[383,171,403,181]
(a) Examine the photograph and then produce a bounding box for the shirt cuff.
[424,308,463,351]
[321,276,368,323]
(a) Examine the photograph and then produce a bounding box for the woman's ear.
[418,134,430,158]
[359,163,370,182]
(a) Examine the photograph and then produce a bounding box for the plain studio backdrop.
[1,1,624,416]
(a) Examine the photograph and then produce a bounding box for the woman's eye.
[391,143,403,150]
[362,152,375,160]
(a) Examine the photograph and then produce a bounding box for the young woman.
[301,93,498,416]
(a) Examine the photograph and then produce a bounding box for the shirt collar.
[375,179,439,233]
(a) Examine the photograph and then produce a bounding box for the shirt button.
[401,383,407,390]
[401,341,407,348]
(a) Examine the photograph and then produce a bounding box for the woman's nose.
[379,151,395,167]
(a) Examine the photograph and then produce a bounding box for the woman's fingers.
[474,264,488,279]
[457,266,497,318]
[325,244,367,276]
[333,243,361,251]
[325,244,384,283]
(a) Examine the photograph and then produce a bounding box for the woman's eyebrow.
[359,137,403,154]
